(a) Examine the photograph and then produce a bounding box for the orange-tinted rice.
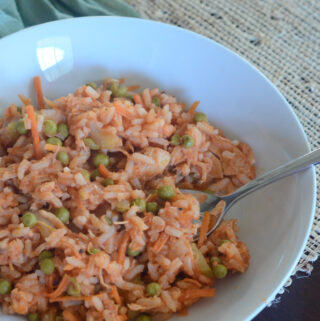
[0,77,254,321]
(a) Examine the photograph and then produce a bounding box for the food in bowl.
[0,76,255,321]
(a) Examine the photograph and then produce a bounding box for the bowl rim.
[0,16,317,321]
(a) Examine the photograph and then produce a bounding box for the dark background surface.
[253,259,320,321]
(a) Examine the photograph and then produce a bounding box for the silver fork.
[182,148,320,240]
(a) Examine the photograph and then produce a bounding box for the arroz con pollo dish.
[0,77,255,321]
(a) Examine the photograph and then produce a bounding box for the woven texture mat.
[126,0,320,300]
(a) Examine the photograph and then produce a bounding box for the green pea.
[7,122,19,140]
[38,250,53,261]
[44,120,57,137]
[182,135,194,148]
[88,248,101,255]
[55,207,70,224]
[86,82,98,89]
[84,138,99,150]
[81,169,90,181]
[28,313,39,321]
[67,278,81,296]
[22,212,37,227]
[152,96,161,107]
[158,185,175,200]
[145,282,161,296]
[0,279,12,295]
[146,202,159,214]
[90,169,100,181]
[110,83,127,97]
[210,256,221,266]
[116,200,130,213]
[213,264,228,279]
[56,123,69,141]
[16,119,28,134]
[105,217,113,225]
[219,239,230,246]
[102,178,114,186]
[132,198,146,212]
[56,151,69,166]
[118,86,127,97]
[126,247,141,257]
[39,258,55,275]
[170,134,181,146]
[194,112,208,123]
[93,153,109,167]
[136,314,151,321]
[47,137,62,146]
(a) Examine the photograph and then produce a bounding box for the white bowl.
[0,17,316,321]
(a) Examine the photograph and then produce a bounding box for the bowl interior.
[0,17,315,321]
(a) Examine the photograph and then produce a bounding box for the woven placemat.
[126,0,320,301]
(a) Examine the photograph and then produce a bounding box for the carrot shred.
[63,310,80,321]
[50,294,104,302]
[119,77,126,84]
[197,212,211,247]
[26,105,42,159]
[18,94,31,106]
[181,288,216,301]
[188,101,200,115]
[48,274,70,299]
[34,76,45,109]
[152,233,169,253]
[98,163,110,178]
[178,308,189,316]
[44,97,58,109]
[117,233,130,265]
[127,84,140,92]
[114,103,132,118]
[133,93,143,105]
[111,285,122,305]
[146,193,158,202]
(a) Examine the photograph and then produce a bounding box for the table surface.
[253,259,320,321]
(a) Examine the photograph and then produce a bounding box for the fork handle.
[225,148,319,204]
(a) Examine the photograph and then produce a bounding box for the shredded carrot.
[188,100,200,115]
[119,77,126,84]
[146,193,158,202]
[50,294,104,303]
[34,76,45,109]
[26,105,42,159]
[111,285,122,305]
[178,308,189,316]
[18,94,31,106]
[181,288,215,301]
[114,103,132,118]
[152,233,169,253]
[82,85,88,97]
[133,93,143,105]
[44,97,58,109]
[98,163,110,178]
[127,84,140,92]
[48,274,70,299]
[197,212,211,247]
[63,310,80,321]
[117,233,130,265]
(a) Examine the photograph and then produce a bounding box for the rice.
[0,77,254,320]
